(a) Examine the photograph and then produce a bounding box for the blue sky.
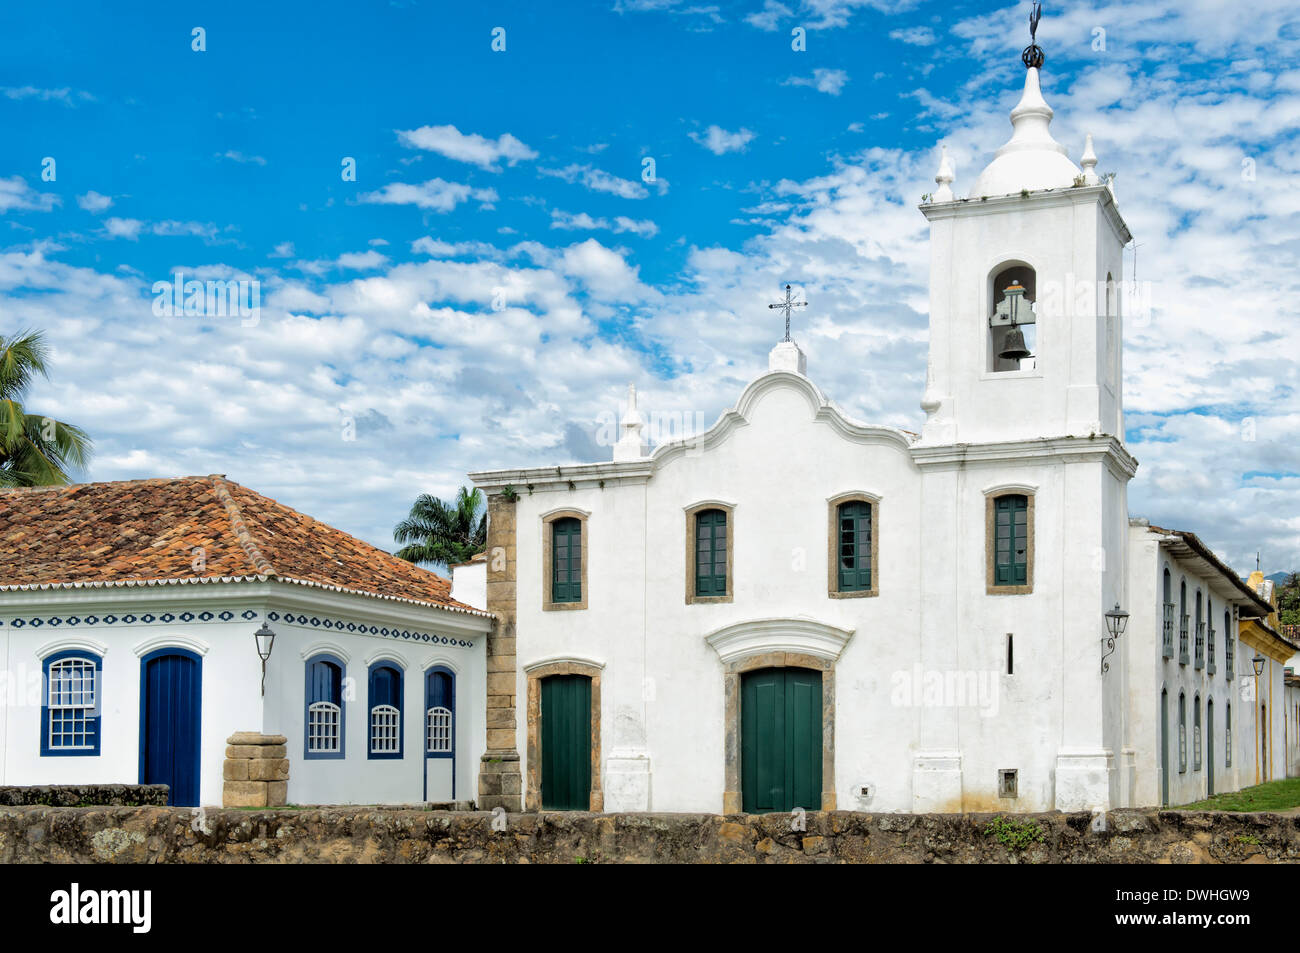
[2,0,1298,574]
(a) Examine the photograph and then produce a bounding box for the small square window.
[998,769,1018,798]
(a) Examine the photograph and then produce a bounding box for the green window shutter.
[837,501,872,592]
[994,495,1028,586]
[695,510,727,596]
[551,518,581,603]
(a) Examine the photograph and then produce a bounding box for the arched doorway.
[1160,688,1169,808]
[139,647,203,806]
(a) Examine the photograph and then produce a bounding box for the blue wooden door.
[139,649,202,806]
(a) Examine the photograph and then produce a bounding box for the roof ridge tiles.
[206,475,276,577]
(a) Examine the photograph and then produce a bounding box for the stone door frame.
[704,618,854,814]
[524,657,604,811]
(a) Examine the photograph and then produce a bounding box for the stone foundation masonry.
[222,732,289,808]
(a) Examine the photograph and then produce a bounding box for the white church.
[459,41,1297,816]
[1,25,1295,816]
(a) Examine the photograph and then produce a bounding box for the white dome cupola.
[969,66,1080,198]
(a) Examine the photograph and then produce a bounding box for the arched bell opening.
[988,263,1038,372]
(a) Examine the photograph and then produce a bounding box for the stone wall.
[0,808,1296,863]
[0,785,169,808]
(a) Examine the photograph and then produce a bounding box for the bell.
[999,325,1031,361]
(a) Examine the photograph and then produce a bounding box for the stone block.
[486,728,516,750]
[486,672,516,695]
[247,759,290,781]
[227,732,288,746]
[225,744,287,760]
[223,781,268,808]
[223,760,250,781]
[265,781,288,807]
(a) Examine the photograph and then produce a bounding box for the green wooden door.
[741,668,822,814]
[541,674,591,810]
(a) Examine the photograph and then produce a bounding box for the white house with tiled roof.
[456,47,1289,817]
[0,475,492,807]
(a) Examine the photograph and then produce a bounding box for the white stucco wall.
[1127,527,1253,808]
[0,581,490,807]
[484,364,1135,814]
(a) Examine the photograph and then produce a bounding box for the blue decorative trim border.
[4,608,472,649]
[267,611,473,649]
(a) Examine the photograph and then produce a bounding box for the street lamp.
[1251,655,1265,784]
[1101,603,1129,675]
[254,622,276,697]
[1251,655,1265,678]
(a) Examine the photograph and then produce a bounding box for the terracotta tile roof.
[0,475,490,617]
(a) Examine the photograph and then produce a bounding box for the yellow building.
[1239,572,1300,783]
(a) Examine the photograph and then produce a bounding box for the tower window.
[988,265,1037,372]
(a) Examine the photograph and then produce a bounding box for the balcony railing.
[1179,614,1190,665]
[1207,626,1216,675]
[1161,603,1175,658]
[1194,621,1205,670]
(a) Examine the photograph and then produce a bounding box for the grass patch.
[1180,778,1300,812]
[984,816,1046,851]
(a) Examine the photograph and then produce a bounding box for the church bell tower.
[916,26,1132,448]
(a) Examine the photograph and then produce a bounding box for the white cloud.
[270,242,295,258]
[396,125,537,171]
[218,151,267,165]
[744,0,792,30]
[0,177,59,214]
[102,218,217,241]
[76,191,113,213]
[689,125,756,155]
[550,210,659,237]
[783,68,850,96]
[889,26,936,46]
[357,178,498,212]
[538,163,664,198]
[336,250,389,271]
[1,86,94,105]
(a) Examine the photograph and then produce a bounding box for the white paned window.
[426,706,452,753]
[47,658,97,749]
[307,701,341,753]
[370,705,400,754]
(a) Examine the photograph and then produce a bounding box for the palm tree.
[0,329,92,487]
[394,485,487,568]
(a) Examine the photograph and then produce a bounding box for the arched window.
[1194,589,1204,669]
[988,264,1037,372]
[304,654,345,759]
[1193,694,1202,770]
[1178,692,1187,774]
[1224,609,1234,678]
[1226,703,1232,766]
[1161,568,1174,657]
[1178,579,1189,663]
[41,651,102,756]
[368,662,404,759]
[1206,597,1215,675]
[425,667,454,756]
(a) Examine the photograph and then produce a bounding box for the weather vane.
[1023,1,1045,69]
[768,284,807,343]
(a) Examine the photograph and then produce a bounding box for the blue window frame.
[41,650,102,756]
[304,653,346,760]
[425,667,455,758]
[368,661,404,759]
